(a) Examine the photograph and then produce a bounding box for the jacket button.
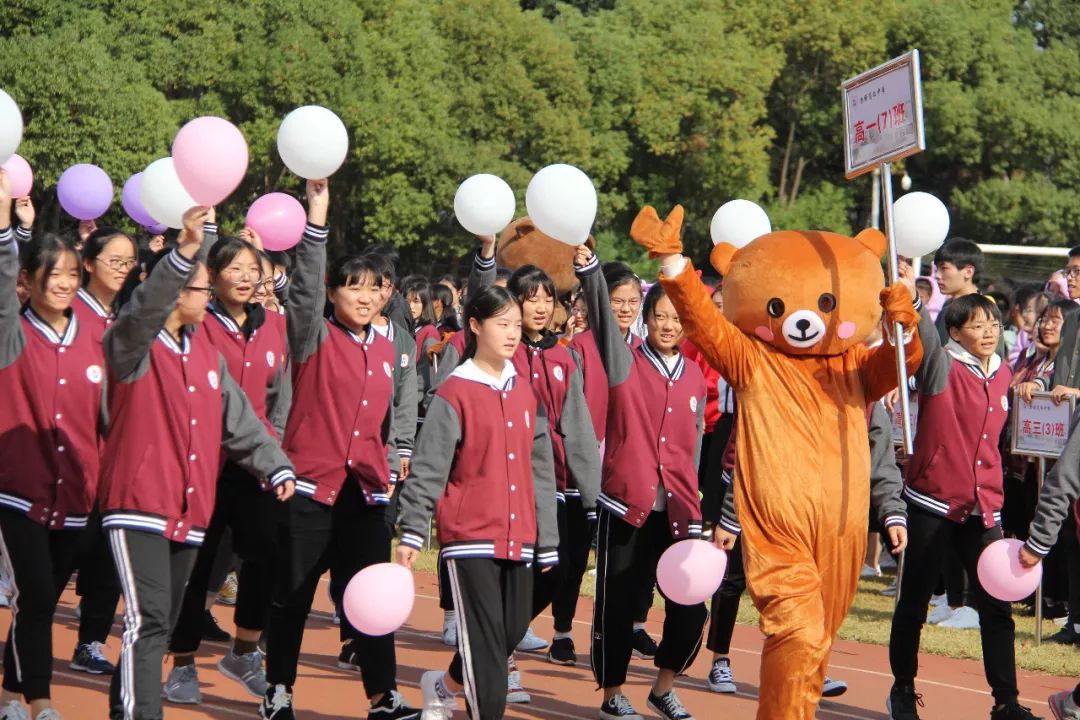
[58,378,66,385]
[354,430,360,436]
[508,453,515,460]
[177,521,184,528]
[510,485,516,491]
[368,370,373,376]
[507,421,513,428]
[245,361,251,367]
[347,460,353,466]
[667,408,672,413]
[533,373,539,379]
[187,488,194,494]
[189,454,197,461]
[57,446,65,453]
[55,413,62,421]
[510,513,515,520]
[362,400,368,407]
[509,541,515,546]
[56,478,62,485]
[191,419,197,426]
[188,386,195,392]
[661,437,666,443]
[976,460,982,466]
[58,348,65,354]
[502,393,508,399]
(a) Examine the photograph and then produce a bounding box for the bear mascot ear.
[855,227,888,258]
[710,243,738,276]
[497,217,593,295]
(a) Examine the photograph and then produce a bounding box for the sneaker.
[599,694,643,719]
[631,628,658,659]
[929,594,947,607]
[887,685,923,720]
[441,612,457,647]
[822,677,848,698]
[991,702,1044,720]
[707,658,736,694]
[202,609,231,642]
[927,604,956,625]
[333,613,341,626]
[547,636,577,666]
[938,606,980,630]
[368,690,421,719]
[420,670,456,720]
[0,700,28,720]
[70,641,115,675]
[219,649,269,698]
[1048,626,1080,645]
[33,711,62,720]
[163,664,202,705]
[259,684,295,720]
[73,601,80,620]
[1049,689,1080,720]
[861,564,882,578]
[218,570,238,606]
[507,669,530,704]
[881,580,898,597]
[647,689,694,720]
[515,627,548,653]
[338,640,362,672]
[880,553,898,569]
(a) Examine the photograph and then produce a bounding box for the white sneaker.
[938,606,980,629]
[33,711,61,720]
[0,700,28,720]
[880,580,897,597]
[707,658,736,693]
[420,670,457,719]
[822,677,848,697]
[441,612,457,647]
[860,564,882,578]
[927,604,955,625]
[929,593,947,607]
[507,669,530,704]
[515,627,548,653]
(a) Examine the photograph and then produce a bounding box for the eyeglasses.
[184,286,213,295]
[96,257,137,271]
[1063,267,1080,280]
[610,298,641,310]
[961,322,1002,334]
[221,267,262,283]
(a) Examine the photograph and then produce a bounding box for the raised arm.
[574,246,634,386]
[531,399,559,567]
[0,173,25,371]
[104,207,209,381]
[465,236,497,301]
[860,264,925,401]
[286,180,330,364]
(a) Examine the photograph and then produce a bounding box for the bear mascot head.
[708,227,888,357]
[497,217,595,296]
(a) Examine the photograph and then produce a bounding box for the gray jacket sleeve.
[532,401,560,566]
[397,395,460,550]
[285,223,330,364]
[1053,312,1080,390]
[264,357,291,439]
[1026,411,1080,558]
[576,253,634,386]
[425,342,461,412]
[391,327,419,467]
[559,360,601,515]
[218,354,296,487]
[196,223,217,265]
[868,401,908,528]
[719,468,741,536]
[915,300,952,397]
[467,249,496,300]
[0,229,26,370]
[104,248,194,382]
[13,225,31,244]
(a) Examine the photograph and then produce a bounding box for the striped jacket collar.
[157,328,191,355]
[451,358,517,391]
[207,300,263,338]
[22,306,78,346]
[640,340,685,380]
[329,315,375,345]
[372,316,395,342]
[76,287,111,319]
[945,339,1001,380]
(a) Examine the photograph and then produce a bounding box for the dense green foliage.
[1,0,1076,273]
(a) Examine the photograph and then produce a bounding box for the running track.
[3,572,1073,718]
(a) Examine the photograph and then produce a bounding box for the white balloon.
[454,174,516,236]
[525,164,597,246]
[140,157,196,230]
[277,106,349,179]
[710,199,771,248]
[892,192,950,258]
[0,89,24,165]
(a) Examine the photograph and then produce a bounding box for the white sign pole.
[880,162,915,455]
[1035,456,1046,646]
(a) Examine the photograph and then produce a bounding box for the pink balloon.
[172,116,249,206]
[656,539,727,605]
[246,193,306,251]
[977,538,1042,603]
[1,154,32,198]
[343,563,415,636]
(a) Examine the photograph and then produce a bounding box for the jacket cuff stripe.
[400,532,425,550]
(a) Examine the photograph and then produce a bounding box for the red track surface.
[3,572,1074,719]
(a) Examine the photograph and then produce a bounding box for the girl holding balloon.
[0,171,106,720]
[573,243,708,720]
[396,284,559,720]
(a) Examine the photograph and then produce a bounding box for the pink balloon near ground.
[172,116,249,206]
[57,164,113,220]
[342,563,415,636]
[1,154,32,198]
[656,539,727,605]
[977,538,1042,603]
[121,173,158,228]
[246,193,306,251]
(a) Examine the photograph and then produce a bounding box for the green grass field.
[407,545,1080,678]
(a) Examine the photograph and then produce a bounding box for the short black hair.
[20,235,80,292]
[463,285,517,361]
[1068,246,1080,260]
[942,293,1001,331]
[327,255,385,290]
[507,265,556,305]
[602,261,642,297]
[934,239,984,285]
[642,281,669,320]
[361,251,396,287]
[495,267,513,284]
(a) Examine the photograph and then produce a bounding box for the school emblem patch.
[553,366,564,382]
[208,370,219,390]
[400,353,410,368]
[383,361,393,378]
[85,365,103,384]
[690,396,698,413]
[1001,395,1009,413]
[266,351,275,368]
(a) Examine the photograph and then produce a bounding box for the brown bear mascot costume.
[631,204,923,720]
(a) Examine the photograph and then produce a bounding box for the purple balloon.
[145,223,167,235]
[122,173,158,227]
[57,164,113,220]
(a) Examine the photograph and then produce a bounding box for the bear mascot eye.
[766,298,785,318]
[818,293,837,313]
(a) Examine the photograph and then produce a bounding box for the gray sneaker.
[0,701,28,720]
[163,664,202,704]
[218,650,269,698]
[34,711,63,720]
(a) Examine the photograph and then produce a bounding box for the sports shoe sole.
[162,688,202,705]
[707,680,736,694]
[69,660,111,675]
[646,698,687,720]
[506,691,531,704]
[631,649,656,659]
[546,652,576,666]
[217,660,267,699]
[885,696,919,720]
[822,684,848,698]
[600,710,643,720]
[337,660,362,672]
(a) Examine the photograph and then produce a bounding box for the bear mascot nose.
[796,318,811,333]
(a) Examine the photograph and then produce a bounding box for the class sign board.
[1011,391,1075,459]
[841,50,926,179]
[891,395,918,447]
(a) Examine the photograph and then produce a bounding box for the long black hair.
[20,234,80,293]
[81,227,138,289]
[463,285,517,361]
[401,276,438,328]
[206,236,263,279]
[431,282,461,332]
